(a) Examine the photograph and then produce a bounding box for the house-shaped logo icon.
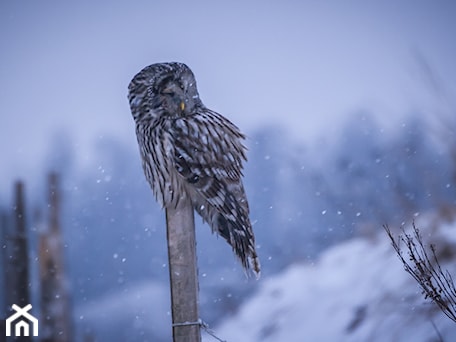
[5,304,39,337]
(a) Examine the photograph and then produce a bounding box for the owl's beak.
[180,101,185,111]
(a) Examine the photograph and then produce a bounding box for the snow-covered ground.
[213,215,456,342]
[76,281,171,341]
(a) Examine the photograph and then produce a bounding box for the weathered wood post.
[38,173,72,342]
[10,181,31,342]
[166,200,201,342]
[1,211,9,316]
[13,181,31,309]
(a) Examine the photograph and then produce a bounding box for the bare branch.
[384,223,456,323]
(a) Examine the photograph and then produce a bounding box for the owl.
[128,62,260,276]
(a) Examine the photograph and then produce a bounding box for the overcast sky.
[1,1,456,187]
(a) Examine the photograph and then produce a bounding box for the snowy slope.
[214,217,456,342]
[76,281,171,341]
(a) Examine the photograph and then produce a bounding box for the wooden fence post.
[1,211,9,315]
[12,182,30,309]
[166,200,201,342]
[10,181,31,342]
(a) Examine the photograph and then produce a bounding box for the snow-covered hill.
[214,215,456,342]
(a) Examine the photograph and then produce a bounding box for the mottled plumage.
[128,62,260,276]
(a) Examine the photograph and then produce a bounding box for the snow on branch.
[384,223,456,323]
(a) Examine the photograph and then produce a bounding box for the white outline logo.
[5,304,39,337]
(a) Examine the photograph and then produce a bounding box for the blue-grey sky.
[1,1,456,186]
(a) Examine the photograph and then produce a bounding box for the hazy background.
[1,1,456,186]
[1,1,456,341]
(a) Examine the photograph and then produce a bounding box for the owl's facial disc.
[159,75,200,117]
[160,81,187,116]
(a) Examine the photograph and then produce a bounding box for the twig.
[384,223,456,323]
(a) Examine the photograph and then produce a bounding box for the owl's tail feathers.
[250,250,261,279]
[218,215,261,279]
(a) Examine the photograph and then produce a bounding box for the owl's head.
[128,62,202,123]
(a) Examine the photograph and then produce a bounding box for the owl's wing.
[171,110,248,217]
[171,109,260,275]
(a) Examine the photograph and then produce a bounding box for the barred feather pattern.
[128,62,260,276]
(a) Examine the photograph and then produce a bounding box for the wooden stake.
[12,181,30,309]
[1,210,9,315]
[166,200,201,342]
[38,173,72,342]
[10,181,31,342]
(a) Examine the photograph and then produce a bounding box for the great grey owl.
[128,62,260,276]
